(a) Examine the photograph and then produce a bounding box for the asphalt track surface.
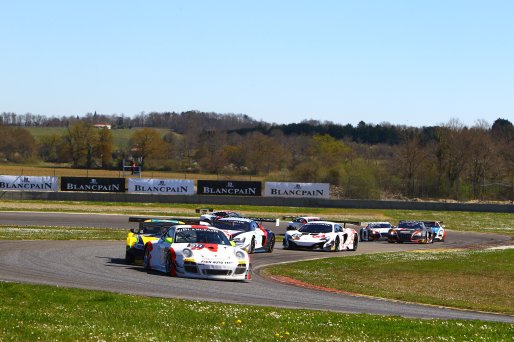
[0,212,513,323]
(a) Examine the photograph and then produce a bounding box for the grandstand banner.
[264,182,330,198]
[61,177,125,193]
[128,178,194,195]
[197,180,262,196]
[0,175,58,192]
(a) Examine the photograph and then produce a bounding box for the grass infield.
[0,282,513,341]
[264,248,514,315]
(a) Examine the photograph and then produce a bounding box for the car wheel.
[268,235,275,253]
[248,238,255,254]
[143,247,151,271]
[348,233,359,251]
[332,237,340,252]
[125,250,135,264]
[165,252,175,276]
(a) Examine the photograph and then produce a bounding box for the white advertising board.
[128,178,194,195]
[264,182,330,198]
[0,175,58,191]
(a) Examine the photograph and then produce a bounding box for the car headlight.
[235,251,246,260]
[182,248,193,258]
[413,230,422,236]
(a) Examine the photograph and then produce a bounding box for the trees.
[58,122,113,168]
[128,128,167,168]
[0,125,37,162]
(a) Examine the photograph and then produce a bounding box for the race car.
[125,218,184,263]
[286,216,322,231]
[143,225,251,281]
[199,210,242,223]
[283,221,359,252]
[422,221,446,242]
[359,222,394,241]
[210,217,275,253]
[388,220,434,244]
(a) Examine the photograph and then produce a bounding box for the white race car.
[199,210,242,223]
[211,217,275,254]
[143,225,251,281]
[283,221,359,252]
[286,216,321,231]
[359,221,394,241]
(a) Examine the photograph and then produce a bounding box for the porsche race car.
[388,221,434,244]
[143,225,251,281]
[126,218,184,263]
[211,217,275,253]
[422,221,446,242]
[283,221,359,252]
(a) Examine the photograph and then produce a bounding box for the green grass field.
[264,248,514,315]
[1,282,512,341]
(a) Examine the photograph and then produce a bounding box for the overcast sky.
[1,1,512,127]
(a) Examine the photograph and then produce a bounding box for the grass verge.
[0,225,126,240]
[1,200,513,236]
[263,248,514,315]
[1,282,513,341]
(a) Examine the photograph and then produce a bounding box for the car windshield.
[174,228,231,245]
[211,220,252,232]
[369,223,391,228]
[398,222,423,229]
[140,222,175,235]
[299,223,333,234]
[423,222,437,227]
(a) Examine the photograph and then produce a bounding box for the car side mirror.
[230,241,236,247]
[165,237,173,244]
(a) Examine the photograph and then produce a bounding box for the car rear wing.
[195,208,214,214]
[331,220,362,228]
[128,216,205,226]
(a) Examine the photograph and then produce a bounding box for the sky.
[1,1,513,128]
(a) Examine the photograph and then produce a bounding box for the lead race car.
[210,217,275,254]
[283,221,359,252]
[143,224,251,281]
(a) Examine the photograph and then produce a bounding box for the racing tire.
[348,233,359,251]
[268,235,275,253]
[125,250,135,264]
[143,247,151,271]
[332,237,340,252]
[165,252,175,277]
[248,238,255,254]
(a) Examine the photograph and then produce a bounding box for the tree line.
[0,111,512,201]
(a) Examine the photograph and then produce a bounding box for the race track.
[0,212,513,323]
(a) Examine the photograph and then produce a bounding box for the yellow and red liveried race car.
[126,218,184,263]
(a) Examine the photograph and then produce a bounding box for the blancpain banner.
[264,182,330,199]
[128,178,194,195]
[0,175,58,192]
